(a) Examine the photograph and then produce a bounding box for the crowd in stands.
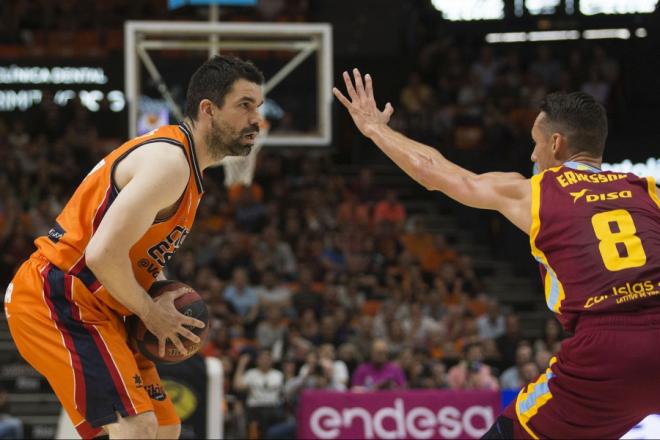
[392,40,623,175]
[0,0,309,52]
[0,92,566,437]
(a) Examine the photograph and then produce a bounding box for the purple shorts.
[502,310,660,439]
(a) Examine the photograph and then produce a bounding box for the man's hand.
[141,288,205,358]
[333,68,394,139]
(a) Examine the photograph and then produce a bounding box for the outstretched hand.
[333,68,394,138]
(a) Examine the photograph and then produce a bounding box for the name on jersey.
[556,170,627,188]
[569,189,632,204]
[141,225,189,278]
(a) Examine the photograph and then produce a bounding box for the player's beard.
[206,118,258,160]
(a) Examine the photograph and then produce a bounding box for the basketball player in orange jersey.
[4,56,264,439]
[335,69,660,438]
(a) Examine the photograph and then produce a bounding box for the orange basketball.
[127,280,209,364]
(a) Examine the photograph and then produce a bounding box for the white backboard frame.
[124,21,333,146]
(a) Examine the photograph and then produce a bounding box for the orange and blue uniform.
[4,124,203,438]
[495,162,660,439]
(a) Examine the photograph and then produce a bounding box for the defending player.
[4,56,264,439]
[334,69,660,438]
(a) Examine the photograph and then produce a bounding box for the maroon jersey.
[531,161,660,332]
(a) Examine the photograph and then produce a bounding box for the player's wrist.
[366,121,390,136]
[137,297,157,322]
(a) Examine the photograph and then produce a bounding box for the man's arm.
[333,69,532,234]
[233,354,251,391]
[86,143,204,356]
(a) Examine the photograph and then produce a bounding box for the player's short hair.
[184,55,264,120]
[539,91,608,157]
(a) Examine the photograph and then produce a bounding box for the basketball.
[127,280,209,364]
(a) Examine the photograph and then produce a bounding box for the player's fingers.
[383,102,394,119]
[158,337,166,358]
[365,73,374,101]
[353,68,366,100]
[169,334,188,356]
[342,71,358,101]
[333,87,353,110]
[184,317,206,329]
[170,287,193,299]
[178,326,201,344]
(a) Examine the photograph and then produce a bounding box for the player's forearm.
[86,250,154,318]
[368,124,473,191]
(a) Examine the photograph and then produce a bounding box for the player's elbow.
[86,237,122,272]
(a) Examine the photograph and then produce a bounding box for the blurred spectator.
[581,67,610,104]
[0,385,23,439]
[266,347,345,439]
[535,348,553,372]
[500,343,533,389]
[496,313,524,370]
[255,269,292,310]
[256,226,297,278]
[233,350,285,437]
[593,46,620,84]
[373,190,407,228]
[457,72,486,118]
[541,317,564,354]
[256,306,286,351]
[470,46,500,89]
[337,191,370,227]
[400,72,434,114]
[477,297,505,340]
[351,168,382,203]
[351,339,407,391]
[291,266,322,316]
[447,342,499,391]
[529,46,561,88]
[337,342,363,376]
[520,361,540,384]
[298,344,349,391]
[223,267,259,330]
[402,303,442,347]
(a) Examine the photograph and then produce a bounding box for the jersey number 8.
[591,209,647,271]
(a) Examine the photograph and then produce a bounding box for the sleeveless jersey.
[531,161,660,332]
[34,124,204,315]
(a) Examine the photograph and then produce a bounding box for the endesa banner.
[297,390,500,439]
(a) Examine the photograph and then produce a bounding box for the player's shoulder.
[129,124,186,145]
[114,140,190,191]
[137,142,190,181]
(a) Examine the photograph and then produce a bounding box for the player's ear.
[551,132,567,159]
[199,99,215,120]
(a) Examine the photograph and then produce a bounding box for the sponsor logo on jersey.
[47,222,66,243]
[556,170,627,188]
[584,281,660,309]
[569,188,590,203]
[142,225,189,278]
[569,189,632,203]
[145,383,166,401]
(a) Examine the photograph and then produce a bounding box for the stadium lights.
[528,30,580,41]
[485,30,578,43]
[583,28,630,39]
[485,32,527,43]
[485,28,646,43]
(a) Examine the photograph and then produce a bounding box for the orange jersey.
[34,124,204,315]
